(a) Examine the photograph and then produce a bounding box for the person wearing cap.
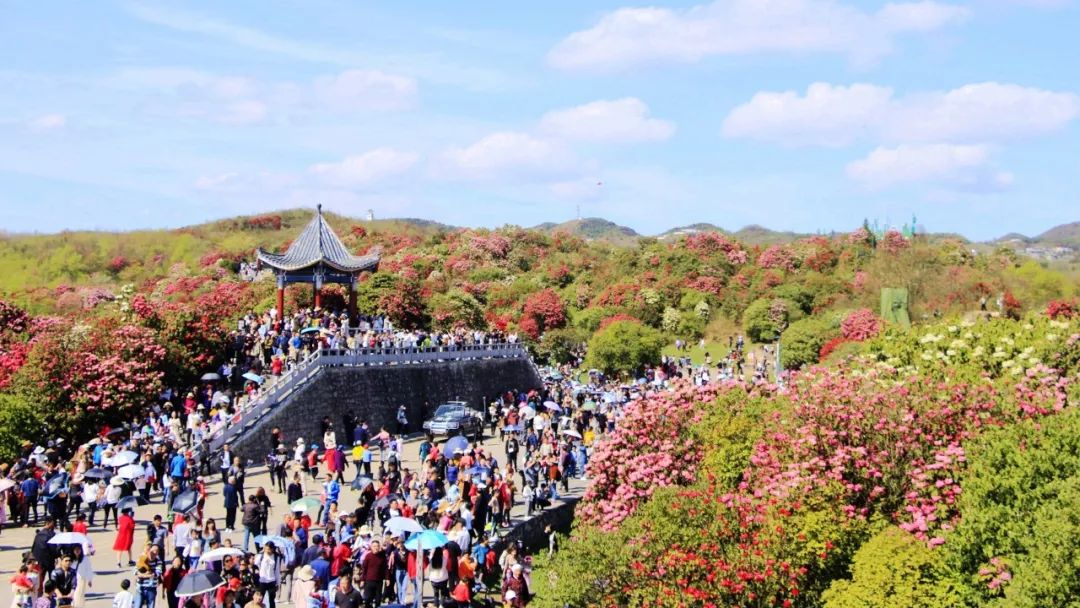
[301,534,324,567]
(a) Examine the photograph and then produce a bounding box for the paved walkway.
[0,432,586,607]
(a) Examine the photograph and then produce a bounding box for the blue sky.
[1,1,1078,240]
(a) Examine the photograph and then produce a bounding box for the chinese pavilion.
[256,205,379,322]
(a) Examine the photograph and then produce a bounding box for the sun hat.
[110,477,124,487]
[358,525,372,536]
[296,565,315,582]
[505,590,517,601]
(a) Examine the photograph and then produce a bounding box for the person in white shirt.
[112,580,134,608]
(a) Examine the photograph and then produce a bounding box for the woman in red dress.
[113,508,136,568]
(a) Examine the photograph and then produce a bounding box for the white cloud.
[723,81,1079,146]
[309,149,419,186]
[109,67,416,124]
[884,82,1080,143]
[539,98,675,143]
[548,0,969,71]
[846,144,1014,190]
[722,83,892,146]
[441,132,576,181]
[311,70,418,111]
[28,114,67,130]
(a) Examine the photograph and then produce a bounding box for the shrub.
[781,317,837,369]
[840,308,881,341]
[1046,298,1078,320]
[822,527,962,608]
[0,393,43,461]
[583,319,665,376]
[743,297,802,343]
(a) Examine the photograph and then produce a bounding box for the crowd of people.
[1,301,712,608]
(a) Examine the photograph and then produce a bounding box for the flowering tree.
[519,289,567,339]
[14,318,166,438]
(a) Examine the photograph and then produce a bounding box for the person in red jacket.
[330,537,351,578]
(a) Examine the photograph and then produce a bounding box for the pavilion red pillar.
[313,283,321,309]
[276,287,285,322]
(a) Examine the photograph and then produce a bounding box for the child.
[10,565,34,608]
[112,580,133,608]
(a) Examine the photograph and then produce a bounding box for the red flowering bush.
[520,289,567,339]
[758,245,798,271]
[840,308,881,341]
[597,313,639,330]
[1046,298,1078,320]
[0,300,29,335]
[107,255,130,274]
[880,229,910,255]
[14,319,166,437]
[819,336,847,361]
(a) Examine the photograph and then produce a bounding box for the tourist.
[160,558,186,608]
[113,508,136,568]
[112,580,134,608]
[70,544,93,608]
[357,538,387,607]
[241,495,260,553]
[331,573,362,608]
[222,476,239,533]
[501,563,531,607]
[32,518,58,589]
[48,554,77,608]
[254,543,282,608]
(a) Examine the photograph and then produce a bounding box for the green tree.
[743,297,802,343]
[0,393,43,461]
[533,326,588,366]
[823,526,964,608]
[781,316,838,369]
[583,320,665,376]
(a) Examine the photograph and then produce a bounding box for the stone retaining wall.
[229,358,542,460]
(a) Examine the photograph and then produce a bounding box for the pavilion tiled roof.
[256,205,379,273]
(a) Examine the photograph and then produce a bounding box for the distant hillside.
[657,223,726,240]
[1035,222,1080,248]
[532,217,640,247]
[733,225,811,246]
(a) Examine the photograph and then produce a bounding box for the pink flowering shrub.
[758,245,797,272]
[841,308,881,341]
[578,383,720,529]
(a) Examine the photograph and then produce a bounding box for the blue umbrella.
[43,473,68,499]
[301,327,321,334]
[403,529,449,551]
[242,372,264,384]
[442,436,469,458]
[253,535,295,563]
[502,424,522,433]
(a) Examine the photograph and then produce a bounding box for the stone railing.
[208,342,530,451]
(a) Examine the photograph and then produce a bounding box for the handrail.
[208,342,531,450]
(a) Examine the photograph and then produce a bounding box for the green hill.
[531,217,640,247]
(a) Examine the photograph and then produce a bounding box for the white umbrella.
[543,401,562,412]
[48,532,92,552]
[518,405,535,418]
[560,429,582,439]
[117,464,143,480]
[107,451,139,467]
[199,547,244,563]
[384,516,424,537]
[0,478,16,492]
